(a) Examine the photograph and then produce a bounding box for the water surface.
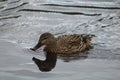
[0,0,120,80]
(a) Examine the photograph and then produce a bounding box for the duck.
[30,32,95,54]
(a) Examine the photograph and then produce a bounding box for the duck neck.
[45,52,57,62]
[44,38,59,53]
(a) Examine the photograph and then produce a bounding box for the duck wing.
[56,34,95,54]
[57,34,83,46]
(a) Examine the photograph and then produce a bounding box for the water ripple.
[0,15,21,20]
[19,9,101,16]
[0,6,4,9]
[8,0,20,4]
[3,2,28,11]
[43,4,120,10]
[0,0,7,2]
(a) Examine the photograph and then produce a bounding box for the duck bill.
[30,42,42,51]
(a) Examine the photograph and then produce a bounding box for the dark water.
[0,0,120,80]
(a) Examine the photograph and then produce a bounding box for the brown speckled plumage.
[30,32,95,54]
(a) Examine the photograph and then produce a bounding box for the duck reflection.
[32,52,57,72]
[32,51,90,72]
[58,51,89,62]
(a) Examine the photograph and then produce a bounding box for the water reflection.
[58,51,89,62]
[32,50,90,72]
[32,45,120,72]
[32,52,57,72]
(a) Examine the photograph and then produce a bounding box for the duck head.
[30,32,56,51]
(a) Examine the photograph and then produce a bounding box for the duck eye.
[44,37,48,40]
[41,37,48,41]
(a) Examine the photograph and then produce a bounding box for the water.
[0,0,120,80]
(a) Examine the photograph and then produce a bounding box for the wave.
[19,9,101,16]
[43,4,120,10]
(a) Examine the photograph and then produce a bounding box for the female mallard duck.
[30,32,95,54]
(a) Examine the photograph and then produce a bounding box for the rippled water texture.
[0,0,120,80]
